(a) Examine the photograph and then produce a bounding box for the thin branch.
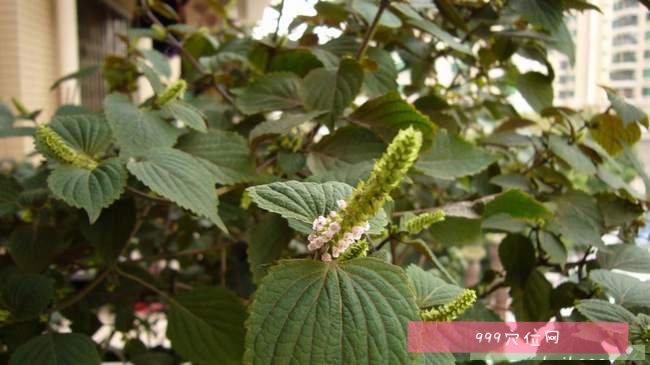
[138,0,238,108]
[272,0,285,43]
[50,269,112,313]
[355,0,390,60]
[129,243,228,263]
[480,280,507,299]
[115,265,181,308]
[127,186,171,204]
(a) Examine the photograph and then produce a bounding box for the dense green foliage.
[1,0,649,363]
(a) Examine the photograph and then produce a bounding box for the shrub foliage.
[0,0,649,363]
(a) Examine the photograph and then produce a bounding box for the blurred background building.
[0,0,269,159]
[549,0,650,174]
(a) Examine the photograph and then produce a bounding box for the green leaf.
[167,287,246,365]
[249,111,325,141]
[576,299,637,323]
[416,130,495,179]
[590,269,650,308]
[307,161,373,186]
[538,230,567,265]
[164,100,207,133]
[268,49,324,77]
[244,258,419,364]
[362,48,398,98]
[514,71,553,113]
[139,48,171,77]
[429,217,482,247]
[590,113,641,155]
[511,0,563,31]
[548,191,604,247]
[127,148,226,232]
[0,175,22,216]
[81,198,136,265]
[176,129,256,185]
[247,180,388,234]
[352,0,402,28]
[46,113,113,157]
[48,158,128,223]
[483,189,552,222]
[0,103,15,128]
[548,135,596,174]
[302,59,364,127]
[307,126,385,174]
[104,94,179,157]
[350,92,436,147]
[392,3,471,55]
[406,265,464,308]
[548,20,575,65]
[8,226,68,273]
[597,244,650,273]
[247,214,293,284]
[499,234,536,286]
[603,86,648,126]
[235,73,303,115]
[9,333,100,365]
[0,271,54,321]
[511,269,553,321]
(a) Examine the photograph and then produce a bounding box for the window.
[613,15,638,28]
[610,69,635,80]
[645,50,650,59]
[619,88,634,98]
[644,69,650,78]
[559,75,575,84]
[643,87,650,97]
[646,31,650,40]
[612,51,637,63]
[614,0,638,10]
[613,33,637,46]
[560,61,570,70]
[559,90,574,98]
[647,12,650,21]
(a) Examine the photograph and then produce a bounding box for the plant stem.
[115,265,182,308]
[355,0,390,60]
[50,269,111,313]
[126,186,170,204]
[138,0,238,108]
[272,0,285,43]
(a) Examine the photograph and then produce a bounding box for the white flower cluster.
[307,200,370,262]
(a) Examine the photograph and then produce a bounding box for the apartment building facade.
[0,0,267,160]
[552,0,650,111]
[550,0,650,176]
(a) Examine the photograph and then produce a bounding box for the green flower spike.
[307,127,423,261]
[36,125,98,170]
[404,210,445,235]
[420,289,477,321]
[335,127,422,252]
[339,240,369,261]
[156,79,187,106]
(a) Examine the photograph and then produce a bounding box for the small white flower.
[329,211,337,218]
[328,222,341,233]
[336,199,347,209]
[321,252,332,262]
[313,216,327,230]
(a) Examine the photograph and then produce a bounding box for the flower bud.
[36,125,98,170]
